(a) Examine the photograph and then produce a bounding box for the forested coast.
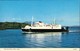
[0,22,30,30]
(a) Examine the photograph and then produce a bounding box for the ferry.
[21,17,69,33]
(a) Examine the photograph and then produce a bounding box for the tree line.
[0,22,30,30]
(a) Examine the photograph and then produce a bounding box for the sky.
[0,0,79,26]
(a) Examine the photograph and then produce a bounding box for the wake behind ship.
[21,21,69,33]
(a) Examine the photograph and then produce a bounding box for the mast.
[53,18,56,24]
[52,18,56,25]
[31,16,33,27]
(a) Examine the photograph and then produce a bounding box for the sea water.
[0,27,80,48]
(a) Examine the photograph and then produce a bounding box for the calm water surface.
[0,27,80,48]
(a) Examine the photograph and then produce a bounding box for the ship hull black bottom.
[22,29,68,32]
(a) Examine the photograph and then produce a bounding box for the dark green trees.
[0,22,30,30]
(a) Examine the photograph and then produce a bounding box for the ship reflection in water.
[22,32,62,48]
[0,28,80,48]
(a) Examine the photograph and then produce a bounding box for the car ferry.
[21,18,69,33]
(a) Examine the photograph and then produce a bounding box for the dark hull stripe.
[22,29,68,32]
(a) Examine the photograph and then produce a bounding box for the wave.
[69,30,80,32]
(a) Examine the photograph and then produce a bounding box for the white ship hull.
[21,21,69,33]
